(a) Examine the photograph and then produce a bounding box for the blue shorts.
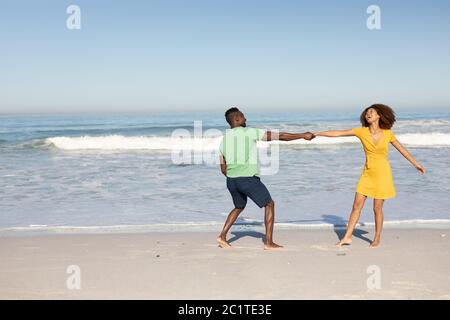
[226,176,273,209]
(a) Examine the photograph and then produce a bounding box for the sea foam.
[45,132,450,150]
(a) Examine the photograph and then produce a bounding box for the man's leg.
[218,177,247,248]
[264,200,283,250]
[240,177,281,250]
[217,207,245,248]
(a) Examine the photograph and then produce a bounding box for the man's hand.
[303,132,315,141]
[266,131,316,141]
[219,155,227,176]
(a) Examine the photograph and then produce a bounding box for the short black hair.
[225,107,240,125]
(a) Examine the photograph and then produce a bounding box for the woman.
[314,104,425,247]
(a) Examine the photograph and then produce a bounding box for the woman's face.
[365,108,380,125]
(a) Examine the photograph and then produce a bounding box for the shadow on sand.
[228,230,266,244]
[226,214,372,245]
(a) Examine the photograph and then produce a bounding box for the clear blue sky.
[1,0,450,113]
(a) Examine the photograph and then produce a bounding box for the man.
[218,107,315,250]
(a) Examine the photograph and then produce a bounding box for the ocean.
[1,110,449,235]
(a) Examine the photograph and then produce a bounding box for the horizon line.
[1,106,449,116]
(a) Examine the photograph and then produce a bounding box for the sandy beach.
[0,228,449,300]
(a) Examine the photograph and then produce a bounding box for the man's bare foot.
[369,239,381,248]
[336,238,352,247]
[264,242,283,250]
[217,236,232,249]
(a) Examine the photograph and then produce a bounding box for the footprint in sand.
[155,242,185,247]
[310,245,332,251]
[391,281,434,293]
[22,246,40,250]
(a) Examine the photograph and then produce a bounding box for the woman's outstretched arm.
[313,129,355,137]
[391,139,426,174]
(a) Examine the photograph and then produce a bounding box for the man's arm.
[262,131,315,141]
[219,155,227,176]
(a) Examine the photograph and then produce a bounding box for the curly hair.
[360,104,396,129]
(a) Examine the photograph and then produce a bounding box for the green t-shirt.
[219,127,266,177]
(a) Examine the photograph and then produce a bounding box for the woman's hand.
[415,164,426,175]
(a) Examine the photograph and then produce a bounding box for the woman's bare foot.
[264,242,283,250]
[217,236,232,249]
[369,239,381,248]
[336,238,352,247]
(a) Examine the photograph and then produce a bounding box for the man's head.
[225,107,246,128]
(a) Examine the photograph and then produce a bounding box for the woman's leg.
[371,199,384,247]
[336,193,367,246]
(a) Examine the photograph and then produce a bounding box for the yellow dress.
[352,127,396,199]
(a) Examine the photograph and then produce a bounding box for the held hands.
[303,132,316,141]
